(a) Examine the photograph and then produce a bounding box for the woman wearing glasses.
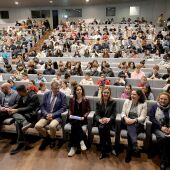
[94,86,116,159]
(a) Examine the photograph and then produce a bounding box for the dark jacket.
[149,104,170,131]
[14,91,40,114]
[41,91,67,121]
[43,68,55,75]
[90,70,100,77]
[94,100,116,125]
[69,97,90,118]
[101,69,114,77]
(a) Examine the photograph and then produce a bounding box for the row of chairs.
[1,95,156,154]
[1,73,166,88]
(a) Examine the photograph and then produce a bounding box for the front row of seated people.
[0,82,170,169]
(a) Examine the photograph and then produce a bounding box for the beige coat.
[121,99,147,123]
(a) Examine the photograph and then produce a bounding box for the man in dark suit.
[0,83,18,124]
[9,85,40,155]
[35,81,67,150]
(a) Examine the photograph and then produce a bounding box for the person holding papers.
[68,85,91,157]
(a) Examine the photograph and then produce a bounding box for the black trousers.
[70,120,87,148]
[154,130,170,164]
[0,112,11,124]
[98,123,112,153]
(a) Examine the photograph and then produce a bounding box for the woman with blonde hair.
[94,86,116,159]
[149,92,170,170]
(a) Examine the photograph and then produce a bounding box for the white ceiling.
[0,0,148,8]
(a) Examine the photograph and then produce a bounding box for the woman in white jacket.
[121,89,147,163]
[79,72,94,85]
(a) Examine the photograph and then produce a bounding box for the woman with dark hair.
[65,61,72,73]
[128,61,136,72]
[84,49,91,57]
[70,62,83,76]
[142,85,154,100]
[54,49,63,57]
[149,92,170,170]
[121,89,147,162]
[68,85,91,157]
[94,86,116,159]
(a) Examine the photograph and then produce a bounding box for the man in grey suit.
[35,81,67,150]
[0,83,18,124]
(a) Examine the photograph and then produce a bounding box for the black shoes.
[10,144,25,155]
[39,138,50,151]
[99,152,109,160]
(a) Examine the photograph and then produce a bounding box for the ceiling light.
[86,0,89,2]
[49,0,53,3]
[14,1,19,5]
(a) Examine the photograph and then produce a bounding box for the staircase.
[30,30,52,52]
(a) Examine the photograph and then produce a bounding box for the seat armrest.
[61,110,69,125]
[145,116,153,151]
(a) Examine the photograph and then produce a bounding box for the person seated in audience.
[93,84,105,98]
[60,80,72,96]
[34,71,47,84]
[114,50,123,58]
[166,85,170,94]
[100,63,114,77]
[131,64,145,79]
[83,49,91,57]
[38,82,49,94]
[162,67,170,81]
[24,79,36,92]
[139,60,146,68]
[129,50,139,58]
[5,64,13,73]
[43,63,55,75]
[21,73,30,82]
[73,50,81,58]
[79,72,94,85]
[65,61,72,73]
[90,64,100,77]
[141,85,154,100]
[9,85,40,155]
[27,65,37,75]
[93,38,102,53]
[121,84,132,99]
[128,61,136,72]
[118,65,131,78]
[94,86,116,159]
[68,85,90,157]
[96,73,111,86]
[121,89,147,163]
[16,63,27,80]
[35,82,67,150]
[0,83,18,124]
[147,65,162,79]
[102,49,110,58]
[137,76,149,87]
[64,73,71,85]
[7,79,17,91]
[114,73,126,86]
[36,50,46,58]
[70,62,83,76]
[149,92,170,170]
[58,62,67,75]
[10,70,21,81]
[84,62,93,73]
[159,54,170,69]
[54,49,63,57]
[42,42,48,51]
[51,72,62,86]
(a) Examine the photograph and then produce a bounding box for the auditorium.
[0,0,170,169]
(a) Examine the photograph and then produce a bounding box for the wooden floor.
[0,137,166,170]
